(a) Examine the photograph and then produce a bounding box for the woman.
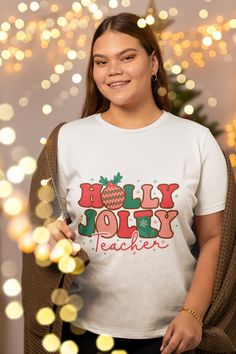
[22,12,236,354]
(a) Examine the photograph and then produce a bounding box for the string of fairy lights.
[0,1,236,353]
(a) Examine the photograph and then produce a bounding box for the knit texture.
[22,122,236,354]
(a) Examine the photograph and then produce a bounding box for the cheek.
[127,63,150,79]
[93,68,105,86]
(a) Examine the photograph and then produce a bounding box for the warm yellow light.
[81,0,91,6]
[15,50,25,61]
[109,0,119,9]
[64,61,73,71]
[2,50,11,60]
[60,341,79,354]
[25,49,33,58]
[50,74,60,83]
[184,104,194,115]
[1,22,11,31]
[18,2,28,13]
[213,31,222,40]
[229,19,236,29]
[7,215,31,241]
[42,104,52,115]
[3,197,23,215]
[121,0,131,7]
[3,278,21,297]
[16,31,26,41]
[207,25,216,35]
[0,127,16,145]
[159,11,168,20]
[15,19,25,29]
[7,166,24,184]
[202,36,212,46]
[30,1,40,11]
[33,226,50,244]
[19,97,29,107]
[36,308,55,325]
[40,137,47,145]
[145,15,155,25]
[67,50,77,60]
[0,31,8,41]
[42,334,61,352]
[41,80,51,89]
[72,73,82,84]
[51,4,59,12]
[96,335,115,352]
[72,2,82,12]
[209,50,216,58]
[88,3,98,13]
[181,61,189,69]
[19,233,36,253]
[54,64,65,74]
[157,87,167,96]
[51,29,60,38]
[59,304,77,322]
[19,156,37,174]
[208,97,218,107]
[199,9,208,19]
[57,17,67,27]
[41,30,51,40]
[185,80,195,89]
[169,7,178,16]
[5,301,23,319]
[171,64,181,74]
[58,255,76,273]
[137,18,146,28]
[51,288,68,306]
[168,91,176,101]
[0,180,13,198]
[176,74,186,83]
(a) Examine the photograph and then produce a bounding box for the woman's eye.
[122,56,135,61]
[96,62,106,65]
[95,61,107,66]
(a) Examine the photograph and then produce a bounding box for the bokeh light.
[42,334,61,352]
[3,278,21,296]
[96,335,115,352]
[5,301,24,319]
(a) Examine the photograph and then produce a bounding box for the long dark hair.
[81,12,169,117]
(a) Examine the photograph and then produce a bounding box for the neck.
[101,102,163,129]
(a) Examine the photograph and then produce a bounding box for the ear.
[151,50,159,74]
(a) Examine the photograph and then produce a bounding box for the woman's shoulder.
[58,113,99,136]
[166,111,210,140]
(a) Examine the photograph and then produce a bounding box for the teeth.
[110,81,129,87]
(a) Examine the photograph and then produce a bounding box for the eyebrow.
[93,48,138,59]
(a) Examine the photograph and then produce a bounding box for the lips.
[107,80,130,88]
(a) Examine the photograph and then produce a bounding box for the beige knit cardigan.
[22,122,236,354]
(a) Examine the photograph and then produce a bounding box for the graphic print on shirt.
[78,172,179,254]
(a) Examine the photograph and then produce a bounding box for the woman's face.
[92,30,158,108]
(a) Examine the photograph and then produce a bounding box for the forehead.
[93,31,142,54]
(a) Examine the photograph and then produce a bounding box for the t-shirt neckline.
[96,110,168,133]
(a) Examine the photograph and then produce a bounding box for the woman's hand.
[160,310,202,354]
[47,218,76,250]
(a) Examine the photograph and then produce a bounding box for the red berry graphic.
[99,172,125,210]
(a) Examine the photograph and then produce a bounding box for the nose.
[108,60,123,76]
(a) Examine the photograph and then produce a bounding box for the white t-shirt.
[55,110,227,339]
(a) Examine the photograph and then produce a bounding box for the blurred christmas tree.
[145,0,224,137]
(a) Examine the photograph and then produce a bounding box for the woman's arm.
[161,210,224,354]
[183,210,224,319]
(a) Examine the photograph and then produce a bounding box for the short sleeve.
[194,129,228,215]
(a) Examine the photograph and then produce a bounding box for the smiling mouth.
[108,80,131,88]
